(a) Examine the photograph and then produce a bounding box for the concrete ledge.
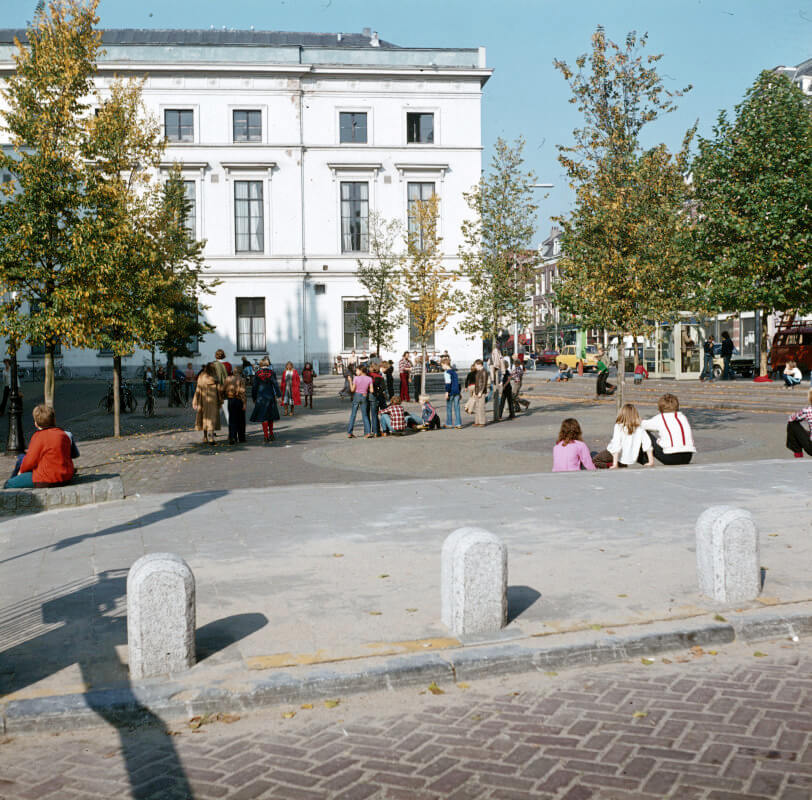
[3,607,808,734]
[0,473,124,516]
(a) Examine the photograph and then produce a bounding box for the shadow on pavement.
[507,585,542,624]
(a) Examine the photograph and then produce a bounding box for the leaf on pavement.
[324,699,341,708]
[368,611,382,616]
[641,658,654,665]
[456,682,470,689]
[632,711,648,718]
[427,682,445,695]
[714,614,727,622]
[300,704,313,710]
[282,711,296,719]
[333,553,344,558]
[753,651,767,658]
[378,574,390,579]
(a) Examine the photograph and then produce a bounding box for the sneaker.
[794,451,804,458]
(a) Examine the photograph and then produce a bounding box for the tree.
[691,70,812,376]
[553,27,696,406]
[456,137,539,420]
[355,212,405,357]
[0,0,102,408]
[401,194,455,397]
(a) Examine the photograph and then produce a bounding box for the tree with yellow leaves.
[553,27,696,406]
[401,194,455,398]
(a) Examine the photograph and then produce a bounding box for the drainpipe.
[299,83,307,366]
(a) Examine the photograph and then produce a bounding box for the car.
[556,345,601,372]
[711,343,755,379]
[768,325,812,377]
[538,349,559,365]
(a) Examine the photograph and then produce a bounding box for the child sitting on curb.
[419,395,442,430]
[552,418,596,472]
[5,404,75,488]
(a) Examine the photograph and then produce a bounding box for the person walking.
[398,352,412,402]
[347,365,373,438]
[250,357,281,443]
[223,372,247,444]
[442,357,462,428]
[700,335,715,381]
[193,363,222,445]
[472,359,489,427]
[280,361,301,416]
[498,366,516,421]
[510,357,529,412]
[412,353,424,402]
[301,362,315,408]
[720,331,735,380]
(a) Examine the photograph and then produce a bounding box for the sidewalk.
[0,459,810,729]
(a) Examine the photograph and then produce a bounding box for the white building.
[0,28,491,375]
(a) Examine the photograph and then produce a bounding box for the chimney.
[370,31,380,47]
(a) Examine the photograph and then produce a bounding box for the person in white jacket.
[641,394,697,466]
[607,404,654,468]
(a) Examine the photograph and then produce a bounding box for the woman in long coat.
[250,357,281,442]
[279,361,302,416]
[193,363,222,443]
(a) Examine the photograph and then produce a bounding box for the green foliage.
[456,137,539,342]
[692,71,812,316]
[355,212,405,356]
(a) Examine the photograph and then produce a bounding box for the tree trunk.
[759,310,769,378]
[616,332,625,412]
[113,355,121,439]
[167,354,175,407]
[43,345,55,408]
[632,334,640,370]
[150,347,156,374]
[490,329,500,423]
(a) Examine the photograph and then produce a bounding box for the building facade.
[0,28,491,374]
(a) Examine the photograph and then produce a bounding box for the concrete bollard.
[696,506,760,604]
[441,527,507,637]
[127,552,196,679]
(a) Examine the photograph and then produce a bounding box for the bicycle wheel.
[126,392,137,414]
[143,396,154,417]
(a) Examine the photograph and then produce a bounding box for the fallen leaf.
[714,614,727,622]
[661,658,673,664]
[102,750,120,758]
[617,593,628,598]
[632,711,648,718]
[427,682,445,695]
[300,704,313,710]
[324,699,341,708]
[544,671,558,677]
[456,682,470,689]
[606,629,616,635]
[589,624,602,630]
[282,711,296,719]
[188,716,203,730]
[753,651,767,658]
[333,553,344,558]
[768,534,779,537]
[378,574,390,579]
[641,658,654,665]
[218,713,240,724]
[368,611,382,616]
[707,650,718,656]
[406,608,418,613]
[756,597,780,606]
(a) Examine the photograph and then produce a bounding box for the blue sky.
[4,0,810,239]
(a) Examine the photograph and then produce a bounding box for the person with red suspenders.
[641,393,696,465]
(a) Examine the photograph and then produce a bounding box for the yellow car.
[556,345,601,372]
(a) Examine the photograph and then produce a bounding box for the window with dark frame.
[233,109,262,142]
[236,297,266,352]
[407,181,436,250]
[408,310,435,351]
[343,300,369,351]
[406,112,434,144]
[183,180,196,240]
[339,112,368,144]
[234,180,264,252]
[340,181,369,252]
[164,109,194,142]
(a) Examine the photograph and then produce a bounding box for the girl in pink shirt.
[552,418,596,472]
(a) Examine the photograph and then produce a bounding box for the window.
[409,311,435,351]
[183,181,196,240]
[233,109,262,142]
[234,181,264,253]
[164,109,193,142]
[343,300,369,350]
[407,182,436,250]
[340,181,369,252]
[406,112,434,144]
[339,112,367,144]
[236,298,266,352]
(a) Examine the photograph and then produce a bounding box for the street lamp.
[5,291,25,455]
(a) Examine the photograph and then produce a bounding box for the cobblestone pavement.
[1,374,800,496]
[0,641,809,799]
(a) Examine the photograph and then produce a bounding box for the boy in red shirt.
[5,404,75,488]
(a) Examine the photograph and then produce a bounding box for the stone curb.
[5,606,809,735]
[0,475,124,516]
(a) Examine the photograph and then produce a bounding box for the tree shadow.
[0,571,267,799]
[507,585,542,624]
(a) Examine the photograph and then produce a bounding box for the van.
[768,326,812,376]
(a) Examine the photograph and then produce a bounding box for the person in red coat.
[280,361,302,416]
[5,404,75,488]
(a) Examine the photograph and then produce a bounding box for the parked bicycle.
[169,379,187,408]
[143,378,155,417]
[99,380,137,414]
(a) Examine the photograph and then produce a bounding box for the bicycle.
[169,380,187,408]
[143,379,155,417]
[99,381,137,414]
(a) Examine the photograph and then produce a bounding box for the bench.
[0,473,125,516]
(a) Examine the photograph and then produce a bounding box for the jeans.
[380,413,393,433]
[185,381,193,402]
[157,379,165,394]
[446,394,461,427]
[5,471,34,488]
[722,355,733,380]
[701,354,714,380]
[369,394,380,434]
[413,373,422,401]
[348,393,370,434]
[784,375,801,387]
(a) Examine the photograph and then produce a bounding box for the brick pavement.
[0,641,809,799]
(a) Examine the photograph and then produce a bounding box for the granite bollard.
[127,553,196,679]
[696,506,760,604]
[442,527,507,637]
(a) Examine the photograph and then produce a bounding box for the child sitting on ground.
[552,418,596,472]
[419,395,442,430]
[633,362,649,385]
[786,387,812,458]
[551,364,572,382]
[783,360,803,388]
[593,403,654,469]
[379,396,406,435]
[641,393,696,465]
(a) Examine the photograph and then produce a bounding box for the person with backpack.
[442,357,462,428]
